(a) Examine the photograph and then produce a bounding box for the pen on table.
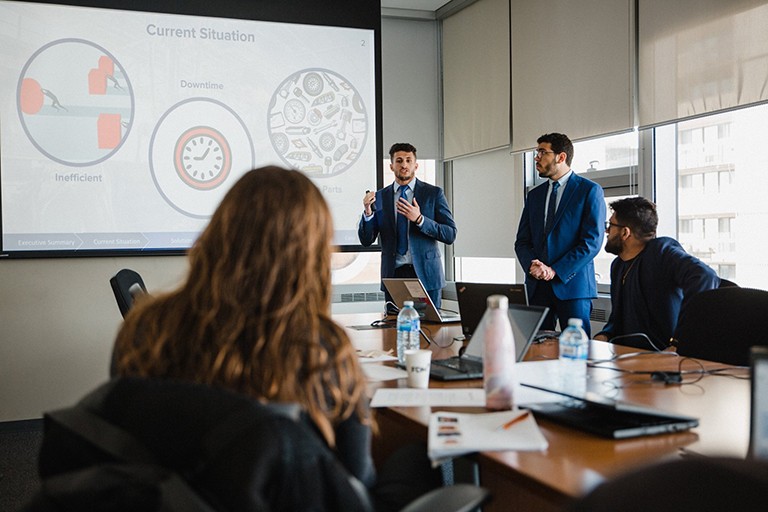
[496,410,531,431]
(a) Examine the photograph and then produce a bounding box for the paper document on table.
[370,385,560,407]
[356,349,398,363]
[370,388,485,408]
[362,364,407,382]
[428,409,548,463]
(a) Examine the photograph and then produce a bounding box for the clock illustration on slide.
[173,126,231,190]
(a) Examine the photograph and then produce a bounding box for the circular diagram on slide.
[16,38,134,167]
[149,98,254,219]
[268,68,368,177]
[174,126,232,190]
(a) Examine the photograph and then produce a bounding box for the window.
[652,103,768,288]
[718,217,732,238]
[717,264,736,280]
[454,257,517,283]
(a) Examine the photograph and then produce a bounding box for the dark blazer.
[598,236,720,349]
[515,172,605,301]
[28,377,374,512]
[358,179,457,293]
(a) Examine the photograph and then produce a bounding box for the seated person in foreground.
[594,197,719,350]
[112,166,440,510]
[569,457,768,512]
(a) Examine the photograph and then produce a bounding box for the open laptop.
[382,278,461,323]
[455,282,528,340]
[520,382,699,439]
[429,304,549,381]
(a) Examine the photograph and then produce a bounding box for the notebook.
[429,304,549,381]
[382,278,461,323]
[520,382,700,439]
[455,282,528,340]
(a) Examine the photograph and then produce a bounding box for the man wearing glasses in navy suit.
[515,133,605,337]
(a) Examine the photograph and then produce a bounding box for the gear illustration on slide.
[16,38,134,167]
[267,68,368,177]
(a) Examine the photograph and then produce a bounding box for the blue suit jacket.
[515,172,605,301]
[358,179,457,292]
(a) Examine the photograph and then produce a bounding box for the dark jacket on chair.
[23,377,373,512]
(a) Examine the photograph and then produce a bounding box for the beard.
[536,160,557,179]
[605,235,622,255]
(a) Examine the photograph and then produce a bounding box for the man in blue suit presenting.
[515,133,605,336]
[359,143,457,310]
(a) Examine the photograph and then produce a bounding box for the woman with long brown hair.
[112,166,374,485]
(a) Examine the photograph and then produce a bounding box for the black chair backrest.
[29,378,374,512]
[110,269,147,317]
[673,287,768,366]
[569,457,768,512]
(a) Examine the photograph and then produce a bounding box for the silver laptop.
[429,304,549,381]
[382,278,461,323]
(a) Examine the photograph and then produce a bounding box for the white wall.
[0,257,186,421]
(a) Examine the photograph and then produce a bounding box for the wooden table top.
[337,312,751,501]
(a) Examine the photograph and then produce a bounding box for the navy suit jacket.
[597,236,720,349]
[358,179,456,293]
[515,172,605,301]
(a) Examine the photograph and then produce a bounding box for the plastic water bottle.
[479,295,516,410]
[397,300,421,365]
[559,318,589,389]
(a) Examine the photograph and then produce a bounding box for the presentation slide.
[0,0,378,255]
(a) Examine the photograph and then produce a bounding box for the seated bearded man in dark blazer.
[594,196,720,349]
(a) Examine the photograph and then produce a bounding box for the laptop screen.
[456,282,528,338]
[463,304,548,361]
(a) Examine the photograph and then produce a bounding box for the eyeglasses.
[533,149,556,158]
[604,221,626,231]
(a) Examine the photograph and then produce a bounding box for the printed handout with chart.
[428,409,548,463]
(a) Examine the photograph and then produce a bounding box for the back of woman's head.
[114,166,365,444]
[188,165,333,315]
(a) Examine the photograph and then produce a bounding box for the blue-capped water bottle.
[559,318,589,390]
[397,300,421,365]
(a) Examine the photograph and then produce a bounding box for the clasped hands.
[529,259,556,281]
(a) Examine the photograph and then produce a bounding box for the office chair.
[671,287,768,366]
[109,268,147,317]
[718,278,739,288]
[23,378,491,512]
[568,457,768,512]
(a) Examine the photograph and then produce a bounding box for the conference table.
[338,312,751,512]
